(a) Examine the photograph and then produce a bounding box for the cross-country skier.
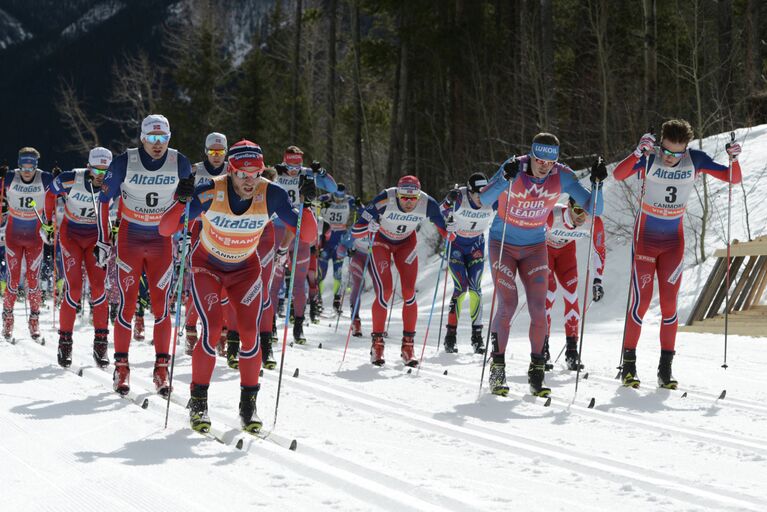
[480,133,605,397]
[543,197,606,371]
[352,175,448,367]
[159,140,317,434]
[440,172,497,354]
[1,147,54,343]
[45,147,113,367]
[346,200,369,338]
[95,114,192,396]
[317,183,356,314]
[613,119,742,389]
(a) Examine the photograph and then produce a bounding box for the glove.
[633,132,656,158]
[592,278,604,302]
[275,163,289,175]
[110,222,119,243]
[299,176,317,201]
[94,240,111,268]
[445,188,460,206]
[0,164,8,180]
[175,176,196,203]
[51,165,62,177]
[348,246,357,256]
[725,141,742,161]
[446,216,458,233]
[590,157,607,184]
[39,222,55,245]
[502,157,520,181]
[310,161,327,177]
[368,219,380,233]
[355,197,363,208]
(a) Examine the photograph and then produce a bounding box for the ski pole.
[416,226,452,371]
[340,237,373,365]
[274,202,308,429]
[435,201,458,353]
[722,131,736,370]
[479,171,515,396]
[573,169,601,400]
[164,200,191,429]
[616,130,654,379]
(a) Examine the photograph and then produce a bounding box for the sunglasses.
[91,167,108,175]
[206,148,226,156]
[145,134,171,144]
[571,206,585,215]
[231,169,261,179]
[398,194,419,201]
[534,157,557,166]
[660,146,686,158]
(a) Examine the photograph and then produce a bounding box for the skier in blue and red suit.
[479,133,605,398]
[317,183,357,314]
[613,119,742,389]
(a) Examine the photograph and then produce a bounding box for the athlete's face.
[89,165,107,187]
[231,167,260,199]
[469,191,482,206]
[19,165,35,181]
[206,144,226,168]
[530,157,556,178]
[142,131,170,160]
[660,139,687,167]
[397,192,419,213]
[569,204,586,226]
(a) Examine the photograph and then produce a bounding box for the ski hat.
[467,172,488,194]
[140,114,171,139]
[18,147,40,169]
[227,139,264,175]
[88,147,113,168]
[531,142,559,161]
[205,132,227,149]
[397,175,421,196]
[283,146,304,168]
[333,183,346,199]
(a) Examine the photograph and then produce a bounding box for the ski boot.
[189,383,211,433]
[657,349,678,390]
[333,294,342,315]
[239,385,263,434]
[113,353,130,395]
[351,317,363,337]
[133,314,145,342]
[293,316,307,345]
[260,332,276,370]
[443,325,458,353]
[57,330,73,368]
[153,353,172,397]
[489,362,509,396]
[309,297,321,324]
[543,335,554,371]
[564,336,584,371]
[28,311,41,341]
[370,332,385,366]
[226,330,240,370]
[2,310,14,341]
[401,331,418,367]
[470,326,485,354]
[93,329,110,368]
[276,297,285,318]
[528,354,552,397]
[621,348,640,388]
[217,326,228,357]
[184,325,198,356]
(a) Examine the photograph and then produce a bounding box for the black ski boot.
[239,385,263,434]
[93,328,110,368]
[621,348,640,388]
[443,325,458,353]
[289,302,295,324]
[57,330,73,368]
[333,294,342,314]
[189,383,211,433]
[277,297,285,318]
[488,334,509,396]
[543,335,554,371]
[293,316,307,345]
[564,336,583,371]
[657,349,678,389]
[528,354,552,397]
[470,326,485,354]
[309,297,321,324]
[226,330,240,370]
[260,332,277,370]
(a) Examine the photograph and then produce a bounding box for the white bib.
[120,148,179,225]
[546,205,591,249]
[641,152,696,219]
[63,169,98,224]
[275,173,301,207]
[378,187,428,241]
[450,187,495,238]
[322,200,351,231]
[7,170,45,221]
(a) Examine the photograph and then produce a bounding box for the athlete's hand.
[39,222,54,245]
[633,132,656,158]
[310,161,327,177]
[175,176,195,203]
[51,165,62,177]
[725,141,742,162]
[110,223,119,243]
[445,187,460,206]
[592,278,604,302]
[368,219,380,234]
[94,240,111,268]
[590,157,607,184]
[502,157,519,181]
[299,176,317,201]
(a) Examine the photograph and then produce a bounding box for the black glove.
[310,161,327,177]
[300,175,317,201]
[592,278,604,302]
[590,157,607,184]
[51,165,62,178]
[446,187,460,205]
[355,197,363,208]
[275,163,289,175]
[503,157,519,181]
[348,247,357,256]
[0,164,7,180]
[176,176,196,203]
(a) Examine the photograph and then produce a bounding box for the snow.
[0,8,33,50]
[60,1,125,40]
[3,125,767,510]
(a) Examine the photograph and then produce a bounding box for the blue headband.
[18,155,38,168]
[531,142,559,161]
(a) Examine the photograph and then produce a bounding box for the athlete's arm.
[592,216,606,279]
[561,169,604,216]
[158,182,214,236]
[352,190,387,238]
[426,195,447,237]
[311,168,338,193]
[96,153,127,242]
[267,183,317,243]
[44,171,75,221]
[690,149,742,184]
[613,153,652,181]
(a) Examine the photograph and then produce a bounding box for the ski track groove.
[264,361,766,512]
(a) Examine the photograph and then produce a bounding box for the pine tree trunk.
[290,0,302,142]
[642,0,657,129]
[351,0,363,198]
[324,0,337,169]
[540,0,556,130]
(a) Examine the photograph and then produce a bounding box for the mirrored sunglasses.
[145,134,171,144]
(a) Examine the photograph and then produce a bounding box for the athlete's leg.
[392,235,419,334]
[368,238,394,333]
[545,248,558,337]
[143,239,175,354]
[190,269,225,386]
[516,243,549,356]
[622,242,658,351]
[488,239,520,356]
[556,243,580,338]
[656,241,685,351]
[58,231,86,332]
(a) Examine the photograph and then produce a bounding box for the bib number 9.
[395,224,407,234]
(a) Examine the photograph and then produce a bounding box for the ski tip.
[718,389,727,400]
[236,439,244,450]
[259,369,264,377]
[406,368,412,374]
[587,397,595,409]
[318,342,323,349]
[721,363,728,370]
[289,439,298,451]
[292,368,299,378]
[141,398,149,409]
[289,342,294,347]
[582,372,589,380]
[41,338,46,346]
[681,391,688,398]
[543,397,552,407]
[443,370,448,375]
[77,368,84,377]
